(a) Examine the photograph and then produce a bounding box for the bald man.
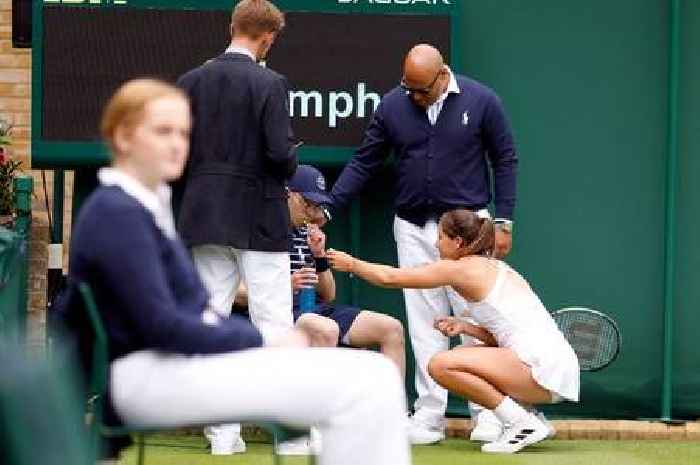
[330,44,519,444]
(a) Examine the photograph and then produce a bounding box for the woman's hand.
[326,249,356,273]
[433,316,465,337]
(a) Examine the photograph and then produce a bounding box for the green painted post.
[52,170,64,244]
[13,175,32,237]
[661,0,681,422]
[13,175,33,342]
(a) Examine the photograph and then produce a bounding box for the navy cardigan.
[331,75,518,224]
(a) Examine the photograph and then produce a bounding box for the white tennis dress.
[461,261,580,402]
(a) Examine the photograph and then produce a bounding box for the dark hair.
[439,209,495,257]
[231,0,285,39]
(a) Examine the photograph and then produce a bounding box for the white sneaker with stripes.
[481,413,549,454]
[470,409,503,442]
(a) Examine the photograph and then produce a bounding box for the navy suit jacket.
[176,53,298,252]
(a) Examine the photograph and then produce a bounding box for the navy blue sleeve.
[483,93,518,220]
[172,72,196,206]
[92,206,263,354]
[330,101,392,209]
[263,76,298,179]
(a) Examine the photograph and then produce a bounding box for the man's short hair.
[232,0,285,39]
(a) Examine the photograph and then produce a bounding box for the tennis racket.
[551,307,621,372]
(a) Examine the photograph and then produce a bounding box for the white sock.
[493,397,528,425]
[468,401,486,418]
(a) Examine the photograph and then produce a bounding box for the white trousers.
[192,245,294,442]
[394,215,486,429]
[111,348,410,465]
[192,245,293,343]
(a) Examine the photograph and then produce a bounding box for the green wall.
[328,1,700,420]
[673,0,700,419]
[61,1,700,420]
[458,0,668,418]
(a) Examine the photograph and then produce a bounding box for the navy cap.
[288,165,332,205]
[288,165,333,220]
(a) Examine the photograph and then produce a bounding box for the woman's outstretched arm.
[327,249,458,290]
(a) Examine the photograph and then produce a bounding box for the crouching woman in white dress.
[327,209,579,454]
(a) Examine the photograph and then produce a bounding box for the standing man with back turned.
[176,0,297,455]
[330,44,519,445]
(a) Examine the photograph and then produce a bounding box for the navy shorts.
[293,303,362,346]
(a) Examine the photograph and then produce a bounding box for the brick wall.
[0,0,30,168]
[1,0,74,352]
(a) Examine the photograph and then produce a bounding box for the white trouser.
[394,214,485,429]
[111,348,410,465]
[192,245,294,443]
[192,245,293,342]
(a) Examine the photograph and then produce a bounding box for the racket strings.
[555,311,619,371]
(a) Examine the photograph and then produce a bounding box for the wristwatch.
[494,219,513,234]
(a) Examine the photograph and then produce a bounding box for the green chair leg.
[136,434,145,465]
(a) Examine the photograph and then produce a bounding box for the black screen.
[12,0,32,48]
[42,7,450,146]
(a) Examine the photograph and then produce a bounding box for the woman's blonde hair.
[100,78,188,152]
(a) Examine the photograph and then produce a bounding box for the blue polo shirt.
[331,75,518,224]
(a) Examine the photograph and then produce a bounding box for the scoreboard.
[32,0,459,167]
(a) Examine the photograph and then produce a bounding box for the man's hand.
[307,224,327,257]
[326,249,355,273]
[494,229,512,258]
[433,316,466,337]
[291,267,319,292]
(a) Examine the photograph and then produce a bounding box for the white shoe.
[276,436,312,456]
[481,413,549,454]
[469,410,503,442]
[532,410,556,439]
[310,427,322,454]
[407,417,445,445]
[210,435,246,455]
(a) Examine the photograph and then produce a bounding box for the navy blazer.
[331,75,518,224]
[176,53,298,252]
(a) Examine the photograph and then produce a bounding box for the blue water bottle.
[299,286,316,314]
[299,254,317,313]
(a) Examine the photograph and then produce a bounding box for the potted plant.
[0,118,23,228]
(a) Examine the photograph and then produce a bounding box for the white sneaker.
[469,410,503,442]
[310,427,322,454]
[531,410,556,439]
[481,413,549,454]
[276,436,312,456]
[407,417,445,445]
[210,435,246,455]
